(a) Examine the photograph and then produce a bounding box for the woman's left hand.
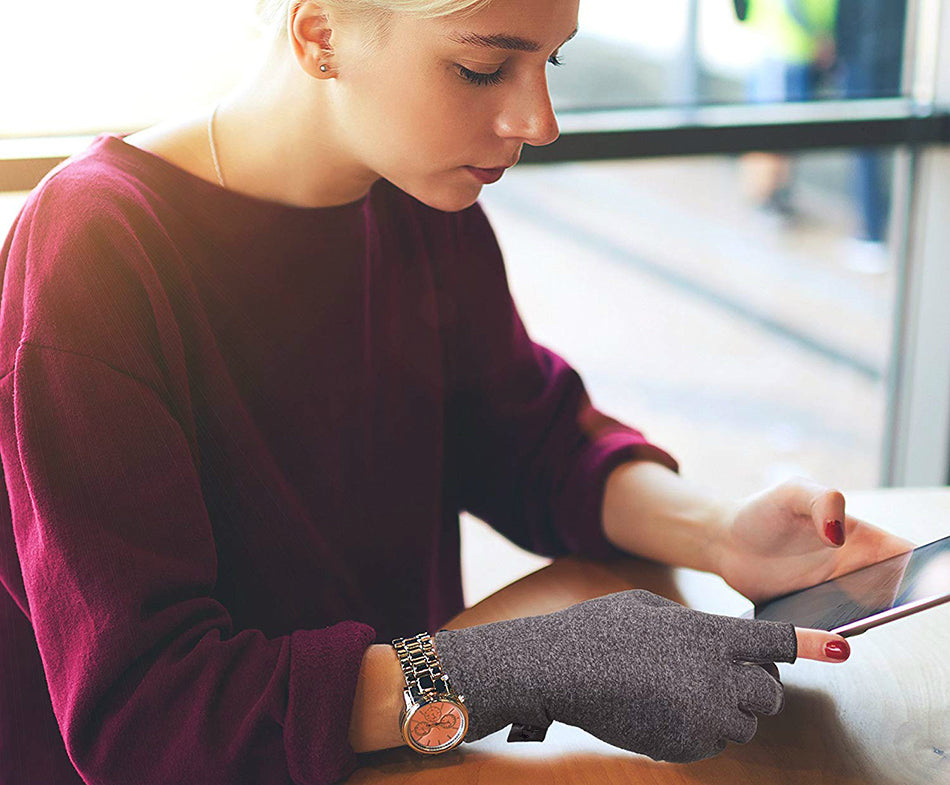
[716,477,917,604]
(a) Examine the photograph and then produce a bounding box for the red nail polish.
[824,519,844,546]
[825,640,850,661]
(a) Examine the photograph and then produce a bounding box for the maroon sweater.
[0,133,679,784]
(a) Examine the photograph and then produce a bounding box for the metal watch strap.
[394,632,547,744]
[391,632,456,703]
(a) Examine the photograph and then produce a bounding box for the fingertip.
[795,628,852,662]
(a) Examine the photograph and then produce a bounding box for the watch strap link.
[391,632,456,704]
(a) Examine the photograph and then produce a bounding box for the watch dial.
[409,701,465,749]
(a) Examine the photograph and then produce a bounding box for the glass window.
[477,148,901,500]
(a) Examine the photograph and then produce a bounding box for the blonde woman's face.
[333,0,580,211]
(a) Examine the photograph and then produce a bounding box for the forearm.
[348,644,407,753]
[601,460,732,575]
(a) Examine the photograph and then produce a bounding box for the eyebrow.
[447,26,579,53]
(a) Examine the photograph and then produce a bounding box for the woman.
[0,0,915,782]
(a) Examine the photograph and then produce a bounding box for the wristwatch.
[391,632,469,754]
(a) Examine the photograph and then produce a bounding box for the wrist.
[709,496,740,578]
[392,632,470,754]
[347,644,406,753]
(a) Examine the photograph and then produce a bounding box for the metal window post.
[886,0,950,485]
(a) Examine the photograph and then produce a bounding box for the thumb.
[781,477,847,548]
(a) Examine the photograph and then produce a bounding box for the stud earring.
[320,64,328,72]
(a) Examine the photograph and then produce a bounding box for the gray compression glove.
[433,588,797,763]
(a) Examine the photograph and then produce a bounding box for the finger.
[735,663,784,715]
[723,707,758,745]
[728,618,798,664]
[785,477,847,548]
[795,627,850,663]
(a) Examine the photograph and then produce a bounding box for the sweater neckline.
[95,132,377,219]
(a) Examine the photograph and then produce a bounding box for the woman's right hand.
[434,588,849,763]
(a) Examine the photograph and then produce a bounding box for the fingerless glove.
[433,588,797,763]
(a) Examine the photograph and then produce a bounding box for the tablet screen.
[750,534,950,634]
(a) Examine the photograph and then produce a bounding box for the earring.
[320,64,328,72]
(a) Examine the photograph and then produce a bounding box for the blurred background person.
[735,0,839,224]
[835,0,908,273]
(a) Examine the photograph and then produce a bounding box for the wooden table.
[349,487,950,784]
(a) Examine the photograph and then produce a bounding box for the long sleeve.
[442,202,680,561]
[0,175,377,784]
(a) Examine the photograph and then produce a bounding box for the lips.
[464,165,507,184]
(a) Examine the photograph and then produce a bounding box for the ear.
[288,1,336,79]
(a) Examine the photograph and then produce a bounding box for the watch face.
[407,700,466,751]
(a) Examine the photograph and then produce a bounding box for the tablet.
[739,534,950,636]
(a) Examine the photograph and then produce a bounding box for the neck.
[212,47,381,209]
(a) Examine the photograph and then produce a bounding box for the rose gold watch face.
[408,701,465,750]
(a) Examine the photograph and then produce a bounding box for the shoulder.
[8,142,175,281]
[1,147,178,377]
[10,150,175,318]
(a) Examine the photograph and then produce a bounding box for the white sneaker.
[843,238,890,275]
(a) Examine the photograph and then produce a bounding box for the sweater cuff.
[558,432,680,561]
[285,620,377,785]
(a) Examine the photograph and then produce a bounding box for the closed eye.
[457,53,564,87]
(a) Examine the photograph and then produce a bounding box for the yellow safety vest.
[745,0,839,65]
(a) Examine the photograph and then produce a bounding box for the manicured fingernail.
[824,519,844,546]
[825,640,850,661]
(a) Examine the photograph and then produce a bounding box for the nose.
[497,73,561,148]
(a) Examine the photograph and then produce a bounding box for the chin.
[392,172,484,214]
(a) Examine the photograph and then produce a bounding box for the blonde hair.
[255,0,495,51]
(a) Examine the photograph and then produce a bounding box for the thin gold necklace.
[208,102,225,187]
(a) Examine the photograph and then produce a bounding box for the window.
[2,0,949,492]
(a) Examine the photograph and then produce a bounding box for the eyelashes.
[457,53,564,87]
